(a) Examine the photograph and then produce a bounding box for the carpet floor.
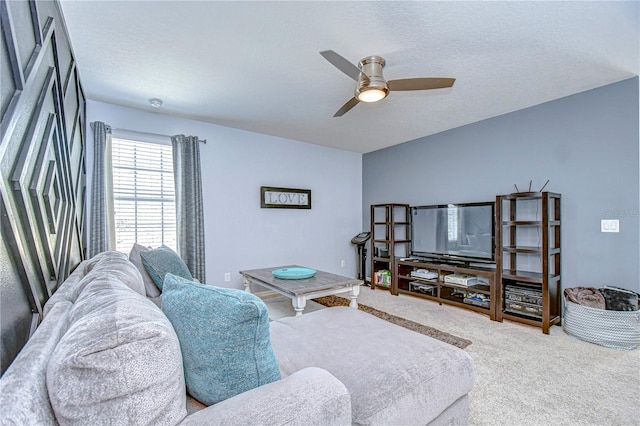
[261,287,640,426]
[313,295,471,349]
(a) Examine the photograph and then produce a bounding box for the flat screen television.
[410,202,495,264]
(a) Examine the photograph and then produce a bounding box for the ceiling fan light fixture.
[356,87,388,103]
[355,55,388,103]
[320,50,456,117]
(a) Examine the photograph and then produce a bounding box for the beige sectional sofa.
[0,251,473,425]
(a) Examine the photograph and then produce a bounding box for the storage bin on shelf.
[563,292,640,350]
[373,270,391,288]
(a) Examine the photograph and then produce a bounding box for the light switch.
[601,219,619,233]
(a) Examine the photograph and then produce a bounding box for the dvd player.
[444,274,478,286]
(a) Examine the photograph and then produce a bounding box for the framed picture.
[261,186,311,209]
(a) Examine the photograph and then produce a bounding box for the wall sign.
[261,186,311,209]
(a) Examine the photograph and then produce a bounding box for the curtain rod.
[112,128,206,144]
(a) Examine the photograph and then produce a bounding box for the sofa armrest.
[180,367,351,426]
[0,301,72,425]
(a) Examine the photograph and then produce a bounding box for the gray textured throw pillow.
[47,278,186,425]
[162,274,281,405]
[129,243,161,297]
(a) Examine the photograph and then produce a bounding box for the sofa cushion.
[162,274,281,405]
[43,251,145,317]
[46,277,186,425]
[129,243,162,297]
[269,307,474,425]
[42,261,88,317]
[180,367,352,426]
[0,301,72,425]
[84,251,146,296]
[52,253,147,319]
[140,245,193,290]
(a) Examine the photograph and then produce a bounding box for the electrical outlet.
[340,260,346,267]
[224,273,231,282]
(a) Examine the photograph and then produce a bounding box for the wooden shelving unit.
[370,204,410,293]
[496,192,561,334]
[396,259,497,320]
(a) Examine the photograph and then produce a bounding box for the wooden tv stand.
[395,259,498,321]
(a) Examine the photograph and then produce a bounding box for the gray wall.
[363,77,639,292]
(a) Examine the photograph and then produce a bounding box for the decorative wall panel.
[0,0,85,374]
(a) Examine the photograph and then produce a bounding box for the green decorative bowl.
[272,267,316,280]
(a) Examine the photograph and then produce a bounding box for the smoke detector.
[148,98,163,108]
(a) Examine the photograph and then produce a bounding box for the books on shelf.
[373,270,392,287]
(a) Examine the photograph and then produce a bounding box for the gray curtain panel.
[171,134,206,282]
[89,121,111,257]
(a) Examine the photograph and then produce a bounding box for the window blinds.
[111,138,176,252]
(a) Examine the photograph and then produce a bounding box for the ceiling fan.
[320,50,456,117]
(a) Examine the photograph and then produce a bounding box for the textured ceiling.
[59,1,639,153]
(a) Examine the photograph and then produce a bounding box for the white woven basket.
[563,297,640,350]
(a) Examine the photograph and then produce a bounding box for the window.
[111,138,176,252]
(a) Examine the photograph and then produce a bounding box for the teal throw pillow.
[161,274,281,405]
[140,245,193,291]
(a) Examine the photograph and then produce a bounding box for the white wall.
[86,101,363,288]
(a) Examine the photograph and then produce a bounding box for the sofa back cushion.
[85,251,146,297]
[0,301,72,425]
[46,277,186,425]
[162,274,281,405]
[42,262,87,317]
[43,251,145,318]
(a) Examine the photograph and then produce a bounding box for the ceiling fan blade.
[387,77,455,91]
[333,97,359,117]
[320,50,362,81]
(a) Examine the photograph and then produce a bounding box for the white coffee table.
[240,265,362,316]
